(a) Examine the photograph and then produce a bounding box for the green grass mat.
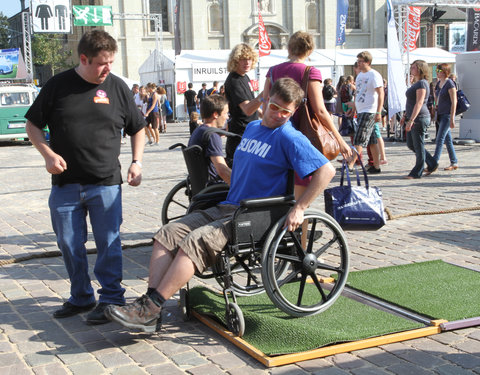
[189,284,423,356]
[346,260,480,321]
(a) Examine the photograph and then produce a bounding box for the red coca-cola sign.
[405,6,421,52]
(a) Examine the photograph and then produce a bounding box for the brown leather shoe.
[424,164,438,176]
[105,295,161,333]
[444,164,458,171]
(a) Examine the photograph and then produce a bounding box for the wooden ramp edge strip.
[191,310,445,368]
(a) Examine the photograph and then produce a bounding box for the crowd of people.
[24,27,464,334]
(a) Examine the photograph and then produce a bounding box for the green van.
[0,84,38,140]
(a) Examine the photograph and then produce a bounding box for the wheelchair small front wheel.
[225,302,245,337]
[161,179,191,225]
[179,288,191,321]
[261,209,349,317]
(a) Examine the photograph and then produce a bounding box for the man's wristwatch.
[131,160,142,168]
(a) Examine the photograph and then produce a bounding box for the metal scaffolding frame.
[21,11,33,81]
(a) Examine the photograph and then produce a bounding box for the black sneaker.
[53,301,96,319]
[367,166,381,174]
[86,302,114,325]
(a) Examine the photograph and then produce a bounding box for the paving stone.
[111,365,148,375]
[145,363,186,375]
[186,363,227,375]
[269,365,310,374]
[23,352,58,367]
[453,338,480,354]
[97,350,134,368]
[127,349,167,367]
[55,349,94,365]
[32,363,70,375]
[435,364,476,375]
[68,361,106,375]
[208,352,248,370]
[170,350,208,369]
[386,362,436,375]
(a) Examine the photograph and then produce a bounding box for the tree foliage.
[32,34,74,76]
[0,12,11,49]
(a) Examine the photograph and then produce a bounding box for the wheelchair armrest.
[191,189,229,204]
[239,195,295,208]
[169,143,186,150]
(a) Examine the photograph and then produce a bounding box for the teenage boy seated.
[105,78,336,333]
[188,95,231,184]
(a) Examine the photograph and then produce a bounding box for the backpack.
[322,85,335,101]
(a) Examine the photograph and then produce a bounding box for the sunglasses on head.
[268,101,294,117]
[436,68,443,73]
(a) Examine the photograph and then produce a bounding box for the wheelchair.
[163,130,350,337]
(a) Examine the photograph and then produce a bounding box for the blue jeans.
[49,184,125,306]
[406,116,437,178]
[433,114,458,165]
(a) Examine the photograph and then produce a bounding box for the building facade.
[9,0,386,84]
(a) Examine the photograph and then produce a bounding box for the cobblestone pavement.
[0,122,479,374]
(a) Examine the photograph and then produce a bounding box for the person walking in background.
[140,86,154,145]
[322,78,336,119]
[157,86,167,133]
[431,63,458,172]
[207,81,219,96]
[219,85,226,97]
[196,83,208,109]
[25,29,145,325]
[401,60,437,179]
[347,51,384,174]
[145,82,160,145]
[335,75,346,127]
[184,83,197,116]
[224,43,264,163]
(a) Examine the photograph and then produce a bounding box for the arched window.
[209,4,222,33]
[307,3,318,31]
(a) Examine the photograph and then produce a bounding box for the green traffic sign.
[73,6,113,26]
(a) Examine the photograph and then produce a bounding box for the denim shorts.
[153,205,237,273]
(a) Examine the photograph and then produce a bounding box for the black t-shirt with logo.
[26,68,145,186]
[224,72,258,135]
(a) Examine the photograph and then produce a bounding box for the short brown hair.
[357,51,373,65]
[288,31,314,59]
[77,29,117,62]
[227,43,258,72]
[201,94,228,119]
[269,78,304,109]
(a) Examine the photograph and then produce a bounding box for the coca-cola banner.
[258,1,271,57]
[405,6,421,52]
[467,8,480,51]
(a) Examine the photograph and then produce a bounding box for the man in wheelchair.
[188,95,231,184]
[106,78,336,333]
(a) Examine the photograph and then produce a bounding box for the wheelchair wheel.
[161,179,191,225]
[226,302,245,337]
[179,288,191,321]
[261,209,349,317]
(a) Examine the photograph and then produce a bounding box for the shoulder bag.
[297,66,340,160]
[456,89,470,115]
[324,158,386,230]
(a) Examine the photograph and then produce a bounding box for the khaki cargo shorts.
[153,205,237,273]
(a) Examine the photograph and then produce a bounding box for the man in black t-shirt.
[183,82,197,115]
[25,30,146,326]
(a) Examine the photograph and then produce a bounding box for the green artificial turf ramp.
[346,260,480,321]
[189,284,423,356]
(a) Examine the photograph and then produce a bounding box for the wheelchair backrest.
[230,200,293,250]
[182,145,209,197]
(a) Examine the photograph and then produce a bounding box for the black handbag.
[456,89,470,115]
[324,160,386,230]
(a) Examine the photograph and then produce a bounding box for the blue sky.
[1,1,22,18]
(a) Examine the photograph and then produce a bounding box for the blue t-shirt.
[435,79,456,115]
[221,120,329,206]
[188,124,224,182]
[405,79,430,118]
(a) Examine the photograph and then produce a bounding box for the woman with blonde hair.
[145,82,160,145]
[224,43,264,163]
[263,31,351,192]
[401,60,437,179]
[431,63,458,172]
